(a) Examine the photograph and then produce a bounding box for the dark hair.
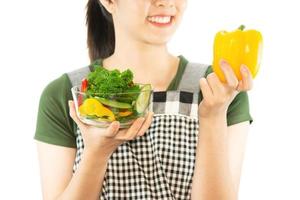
[86,0,115,62]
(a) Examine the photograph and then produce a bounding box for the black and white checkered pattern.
[69,62,210,199]
[73,91,200,200]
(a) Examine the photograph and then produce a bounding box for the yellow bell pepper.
[212,25,263,82]
[79,98,115,121]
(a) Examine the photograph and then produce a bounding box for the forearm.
[191,113,236,200]
[56,150,109,200]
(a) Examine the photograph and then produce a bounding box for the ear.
[99,0,116,14]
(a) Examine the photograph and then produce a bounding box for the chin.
[143,34,173,46]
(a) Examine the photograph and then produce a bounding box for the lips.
[146,15,174,27]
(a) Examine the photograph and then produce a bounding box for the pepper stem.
[238,25,246,31]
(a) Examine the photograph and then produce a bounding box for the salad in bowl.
[71,66,152,129]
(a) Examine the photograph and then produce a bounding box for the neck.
[102,31,178,73]
[101,31,180,90]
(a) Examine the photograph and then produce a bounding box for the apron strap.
[177,62,210,93]
[66,65,91,87]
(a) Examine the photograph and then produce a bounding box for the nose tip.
[155,0,175,8]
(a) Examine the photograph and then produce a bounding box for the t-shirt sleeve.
[198,65,253,126]
[34,73,76,148]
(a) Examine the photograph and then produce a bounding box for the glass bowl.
[71,84,153,129]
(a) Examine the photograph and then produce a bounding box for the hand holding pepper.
[198,59,253,119]
[198,25,262,118]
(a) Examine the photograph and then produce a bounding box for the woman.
[35,0,253,199]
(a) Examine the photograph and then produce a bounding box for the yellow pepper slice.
[79,98,115,121]
[212,25,263,82]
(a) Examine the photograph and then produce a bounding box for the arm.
[191,59,253,199]
[190,116,249,200]
[36,101,154,200]
[227,121,249,194]
[36,141,110,200]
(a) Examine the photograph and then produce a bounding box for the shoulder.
[34,65,91,148]
[41,63,92,107]
[41,73,72,102]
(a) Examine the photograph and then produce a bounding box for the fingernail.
[219,60,228,71]
[68,100,72,107]
[199,77,206,84]
[219,59,227,66]
[241,65,248,77]
[241,65,247,72]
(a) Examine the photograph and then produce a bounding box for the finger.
[219,59,239,90]
[206,72,225,96]
[68,100,86,130]
[104,121,121,138]
[117,117,145,140]
[240,64,253,91]
[199,77,213,100]
[137,111,154,137]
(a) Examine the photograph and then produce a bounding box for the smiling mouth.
[146,15,174,27]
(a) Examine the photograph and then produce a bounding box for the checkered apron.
[68,62,209,199]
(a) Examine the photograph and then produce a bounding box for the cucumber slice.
[85,115,98,119]
[95,97,132,109]
[135,84,152,114]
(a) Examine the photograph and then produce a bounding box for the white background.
[1,0,300,199]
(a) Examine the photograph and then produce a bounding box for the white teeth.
[147,16,171,24]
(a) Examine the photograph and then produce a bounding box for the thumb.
[104,121,120,138]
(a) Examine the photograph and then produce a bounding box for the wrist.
[198,111,228,140]
[80,149,111,173]
[199,110,227,123]
[83,147,112,163]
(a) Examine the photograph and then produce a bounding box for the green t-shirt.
[34,55,253,148]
